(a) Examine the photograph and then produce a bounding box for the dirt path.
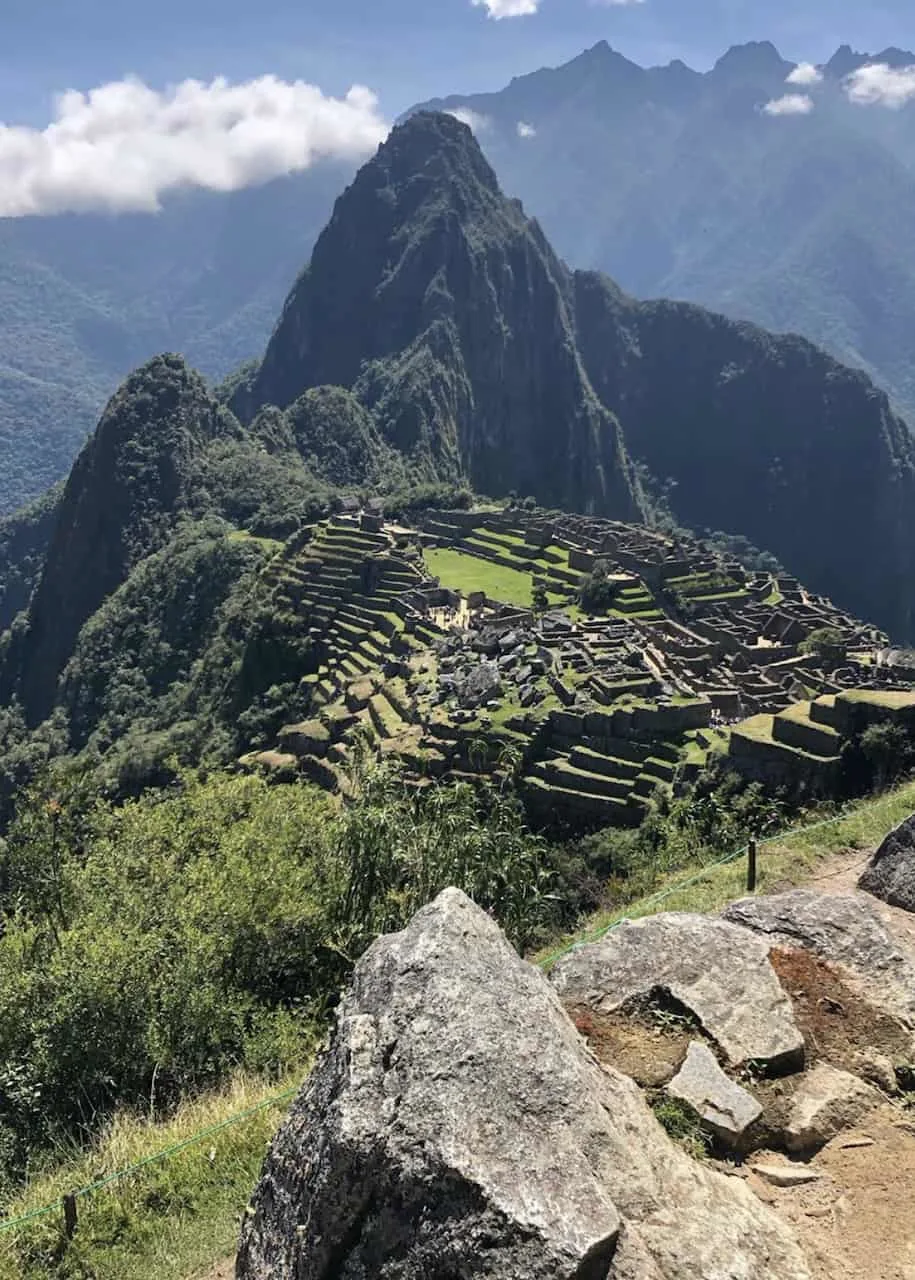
[739,844,915,1278]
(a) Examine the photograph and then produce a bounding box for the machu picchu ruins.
[242,504,915,830]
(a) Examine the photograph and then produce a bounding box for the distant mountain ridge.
[4,40,915,516]
[413,40,915,422]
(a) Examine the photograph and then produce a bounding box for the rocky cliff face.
[236,112,644,521]
[573,272,915,639]
[237,889,809,1279]
[6,354,237,724]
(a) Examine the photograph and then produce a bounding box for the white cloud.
[517,121,537,138]
[763,93,815,116]
[786,62,823,86]
[0,75,388,217]
[845,62,915,108]
[446,107,491,133]
[471,0,539,16]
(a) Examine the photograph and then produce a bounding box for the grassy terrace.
[840,689,915,709]
[425,546,566,609]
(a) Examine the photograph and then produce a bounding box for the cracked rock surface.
[236,890,809,1279]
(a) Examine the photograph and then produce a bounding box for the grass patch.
[227,530,283,554]
[650,1097,710,1160]
[425,547,535,609]
[0,1072,303,1280]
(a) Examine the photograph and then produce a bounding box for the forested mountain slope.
[3,107,915,796]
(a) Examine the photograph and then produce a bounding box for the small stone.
[837,1136,875,1150]
[850,1049,898,1094]
[667,1041,762,1147]
[785,1064,881,1154]
[750,1164,823,1188]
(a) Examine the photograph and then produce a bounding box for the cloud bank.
[845,63,915,108]
[0,75,388,217]
[763,93,815,116]
[471,0,539,17]
[446,107,491,133]
[786,62,823,86]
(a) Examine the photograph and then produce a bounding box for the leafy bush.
[0,762,560,1178]
[578,560,617,613]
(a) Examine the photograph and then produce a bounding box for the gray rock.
[520,683,543,708]
[785,1063,880,1153]
[456,660,503,709]
[750,1164,823,1188]
[550,913,804,1070]
[859,812,915,912]
[237,890,810,1280]
[667,1041,762,1147]
[723,889,915,1027]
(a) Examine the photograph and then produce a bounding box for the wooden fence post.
[63,1193,78,1240]
[747,838,758,893]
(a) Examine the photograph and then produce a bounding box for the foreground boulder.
[550,912,803,1069]
[723,890,915,1028]
[859,812,915,912]
[237,890,810,1279]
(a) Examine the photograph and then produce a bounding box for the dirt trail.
[743,845,915,1279]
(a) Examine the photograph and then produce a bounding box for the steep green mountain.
[236,112,643,521]
[415,41,915,422]
[6,41,915,521]
[4,104,915,797]
[233,111,915,639]
[0,166,347,514]
[573,274,915,638]
[2,355,241,724]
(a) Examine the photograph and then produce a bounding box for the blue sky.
[0,0,912,218]
[3,0,913,122]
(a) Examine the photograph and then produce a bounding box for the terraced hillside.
[242,506,915,831]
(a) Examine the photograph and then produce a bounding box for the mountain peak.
[825,45,915,80]
[712,41,790,79]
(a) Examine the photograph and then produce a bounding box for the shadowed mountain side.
[235,112,644,522]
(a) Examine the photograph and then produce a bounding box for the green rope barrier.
[0,1086,299,1236]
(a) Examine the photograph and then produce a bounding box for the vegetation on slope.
[0,763,564,1183]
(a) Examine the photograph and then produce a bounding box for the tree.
[578,560,617,614]
[531,577,549,614]
[799,627,847,666]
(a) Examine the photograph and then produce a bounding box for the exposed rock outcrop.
[859,812,915,913]
[549,912,804,1069]
[784,1063,881,1154]
[723,890,915,1029]
[237,889,810,1279]
[667,1041,762,1148]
